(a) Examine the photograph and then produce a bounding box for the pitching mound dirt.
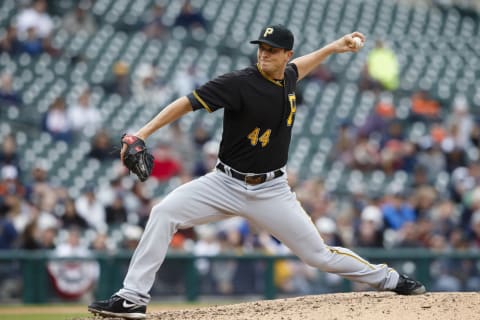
[142,292,479,320]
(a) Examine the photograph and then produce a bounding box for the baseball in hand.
[352,36,364,49]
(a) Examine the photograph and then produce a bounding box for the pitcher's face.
[257,44,293,79]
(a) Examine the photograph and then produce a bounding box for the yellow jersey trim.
[328,246,376,270]
[193,90,212,113]
[256,63,284,87]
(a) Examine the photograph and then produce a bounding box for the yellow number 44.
[247,128,271,147]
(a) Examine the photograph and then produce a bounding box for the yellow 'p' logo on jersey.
[287,94,296,127]
[263,28,274,37]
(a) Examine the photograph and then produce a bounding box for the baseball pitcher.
[89,24,425,319]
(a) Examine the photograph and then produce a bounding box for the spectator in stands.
[364,40,399,92]
[0,73,22,107]
[443,142,467,173]
[162,121,195,174]
[416,136,447,181]
[459,185,480,232]
[25,160,52,202]
[380,120,405,148]
[121,224,143,250]
[430,199,459,238]
[192,124,211,150]
[409,165,430,191]
[295,178,328,218]
[467,160,480,185]
[446,95,474,149]
[19,220,42,250]
[141,3,168,39]
[395,222,421,248]
[351,133,380,171]
[60,198,89,231]
[416,215,435,247]
[432,123,449,148]
[105,194,128,226]
[411,185,438,219]
[174,2,207,31]
[398,141,418,174]
[75,185,107,232]
[0,165,24,199]
[380,139,405,175]
[359,63,380,92]
[55,228,90,256]
[97,177,125,207]
[0,26,22,56]
[469,211,480,249]
[67,89,101,136]
[97,178,144,223]
[16,0,54,40]
[38,226,56,250]
[103,61,131,97]
[1,166,29,234]
[355,205,384,248]
[129,181,153,228]
[469,120,480,149]
[448,228,469,252]
[332,121,355,166]
[0,135,19,172]
[382,191,416,230]
[19,27,43,55]
[32,192,60,235]
[380,130,417,174]
[0,200,18,249]
[150,142,182,181]
[132,63,169,104]
[193,140,219,177]
[88,129,116,161]
[174,65,207,97]
[90,232,109,252]
[62,1,97,35]
[409,90,441,122]
[16,0,60,56]
[42,97,73,142]
[359,93,396,138]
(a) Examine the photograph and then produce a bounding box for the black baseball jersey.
[187,63,298,173]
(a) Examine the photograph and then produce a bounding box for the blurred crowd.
[1,0,480,299]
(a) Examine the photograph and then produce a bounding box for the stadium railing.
[0,248,479,304]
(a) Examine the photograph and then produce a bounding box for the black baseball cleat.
[88,295,146,319]
[392,274,426,295]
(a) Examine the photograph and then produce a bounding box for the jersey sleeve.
[187,72,241,113]
[286,63,299,81]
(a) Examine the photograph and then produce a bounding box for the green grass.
[0,300,242,320]
[1,314,90,320]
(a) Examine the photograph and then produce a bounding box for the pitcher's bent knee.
[297,248,333,270]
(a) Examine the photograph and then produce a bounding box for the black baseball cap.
[250,24,294,50]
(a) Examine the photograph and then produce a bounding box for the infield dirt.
[83,291,479,320]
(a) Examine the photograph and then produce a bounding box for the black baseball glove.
[121,134,154,182]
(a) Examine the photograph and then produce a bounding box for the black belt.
[216,163,284,185]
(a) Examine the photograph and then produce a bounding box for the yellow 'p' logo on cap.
[263,27,274,37]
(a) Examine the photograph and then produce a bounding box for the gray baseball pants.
[117,168,399,304]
